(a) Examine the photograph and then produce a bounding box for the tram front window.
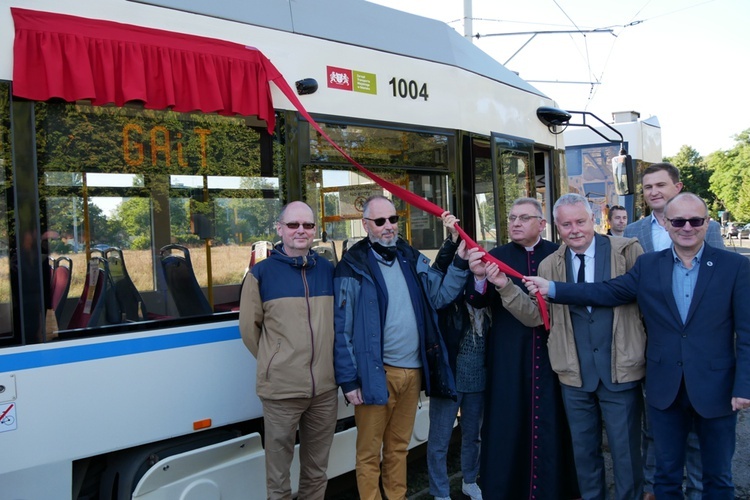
[35,102,278,334]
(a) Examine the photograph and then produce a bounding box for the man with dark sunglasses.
[624,162,724,500]
[239,201,338,500]
[333,194,482,500]
[524,192,750,499]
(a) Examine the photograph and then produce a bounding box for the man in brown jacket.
[239,201,338,500]
[483,193,646,500]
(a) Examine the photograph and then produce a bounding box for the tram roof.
[134,0,549,99]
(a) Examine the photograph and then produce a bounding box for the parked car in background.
[726,222,740,239]
[739,223,750,240]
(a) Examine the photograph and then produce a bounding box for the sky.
[366,0,749,158]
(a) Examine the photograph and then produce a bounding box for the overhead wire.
[459,0,717,110]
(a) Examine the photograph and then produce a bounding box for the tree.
[664,145,717,215]
[708,129,750,221]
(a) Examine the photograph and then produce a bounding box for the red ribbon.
[267,66,550,330]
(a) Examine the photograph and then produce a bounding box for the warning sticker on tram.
[327,66,377,94]
[0,403,17,433]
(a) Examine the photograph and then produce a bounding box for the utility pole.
[463,0,473,41]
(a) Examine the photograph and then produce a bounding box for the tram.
[1,0,571,498]
[563,110,662,232]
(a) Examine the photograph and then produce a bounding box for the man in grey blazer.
[624,163,724,252]
[624,162,723,500]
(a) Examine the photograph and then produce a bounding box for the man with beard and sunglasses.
[524,193,750,499]
[333,195,483,500]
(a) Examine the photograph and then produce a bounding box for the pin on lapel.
[707,261,714,267]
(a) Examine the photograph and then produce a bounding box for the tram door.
[475,135,553,247]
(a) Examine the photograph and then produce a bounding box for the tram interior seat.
[312,231,338,266]
[50,256,73,327]
[104,247,147,321]
[342,236,364,257]
[67,256,119,329]
[248,240,273,271]
[159,244,213,317]
[312,245,337,265]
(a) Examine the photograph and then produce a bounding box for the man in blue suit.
[524,193,750,499]
[624,162,724,499]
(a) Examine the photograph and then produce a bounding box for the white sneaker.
[462,480,483,500]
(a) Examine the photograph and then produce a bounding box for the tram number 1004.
[388,78,429,101]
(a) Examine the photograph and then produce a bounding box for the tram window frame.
[299,116,456,259]
[0,81,18,345]
[492,134,536,246]
[6,99,283,343]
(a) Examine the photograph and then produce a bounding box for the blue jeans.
[427,392,484,498]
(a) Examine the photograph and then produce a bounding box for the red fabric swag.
[11,8,279,133]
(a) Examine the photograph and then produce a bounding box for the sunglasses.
[280,221,316,230]
[364,215,399,227]
[666,217,705,228]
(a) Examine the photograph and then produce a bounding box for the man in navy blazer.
[524,193,750,499]
[623,162,722,499]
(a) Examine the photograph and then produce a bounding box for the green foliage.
[130,235,151,250]
[708,129,750,221]
[664,145,718,215]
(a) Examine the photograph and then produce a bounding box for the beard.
[368,233,397,247]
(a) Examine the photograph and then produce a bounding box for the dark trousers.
[649,380,737,499]
[562,382,643,500]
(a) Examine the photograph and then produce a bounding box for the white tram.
[0,0,570,498]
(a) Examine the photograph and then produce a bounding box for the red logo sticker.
[327,66,353,91]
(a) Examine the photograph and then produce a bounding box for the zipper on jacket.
[303,268,317,397]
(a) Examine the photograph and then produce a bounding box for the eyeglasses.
[364,215,399,226]
[508,214,543,223]
[666,217,705,228]
[280,221,316,230]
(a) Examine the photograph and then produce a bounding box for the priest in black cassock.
[466,197,579,499]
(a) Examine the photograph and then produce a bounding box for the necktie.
[576,253,586,283]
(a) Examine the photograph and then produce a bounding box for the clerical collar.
[524,236,541,252]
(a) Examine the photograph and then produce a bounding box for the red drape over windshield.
[11,7,279,133]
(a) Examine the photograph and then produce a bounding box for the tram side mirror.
[536,106,572,128]
[296,78,318,95]
[612,154,635,196]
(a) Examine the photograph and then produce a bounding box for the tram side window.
[565,143,623,233]
[304,121,453,262]
[0,82,13,341]
[36,102,280,334]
